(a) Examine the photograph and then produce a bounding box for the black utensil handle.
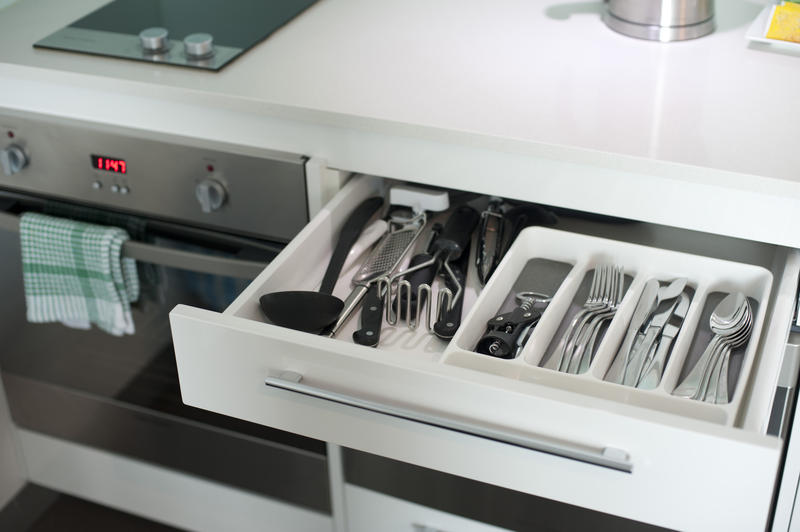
[433,239,471,339]
[320,196,384,295]
[353,284,384,347]
[433,269,466,339]
[429,205,479,262]
[395,253,437,320]
[502,204,557,258]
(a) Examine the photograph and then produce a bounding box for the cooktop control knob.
[184,33,215,59]
[139,27,169,53]
[195,178,226,213]
[1,144,28,176]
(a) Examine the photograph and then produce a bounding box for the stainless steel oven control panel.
[0,111,309,242]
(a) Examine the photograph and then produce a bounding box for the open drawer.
[171,175,800,531]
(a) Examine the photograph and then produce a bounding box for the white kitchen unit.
[2,0,800,531]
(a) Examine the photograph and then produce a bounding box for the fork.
[567,265,624,374]
[547,265,624,373]
[544,265,607,371]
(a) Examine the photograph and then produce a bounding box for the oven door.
[0,193,331,516]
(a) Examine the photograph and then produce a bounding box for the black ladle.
[259,196,383,333]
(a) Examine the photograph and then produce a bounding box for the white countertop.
[1,0,799,246]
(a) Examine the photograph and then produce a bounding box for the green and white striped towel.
[20,212,140,336]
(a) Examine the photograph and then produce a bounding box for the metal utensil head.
[710,293,750,336]
[711,292,746,328]
[352,217,424,284]
[658,277,688,302]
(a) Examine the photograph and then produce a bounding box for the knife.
[623,293,682,386]
[606,279,659,384]
[637,292,690,389]
[352,283,384,347]
[616,277,687,385]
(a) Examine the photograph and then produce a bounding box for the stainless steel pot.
[604,0,715,42]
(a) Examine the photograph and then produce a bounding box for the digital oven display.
[91,154,127,174]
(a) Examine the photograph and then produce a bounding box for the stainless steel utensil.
[637,292,690,390]
[622,277,687,386]
[605,278,659,384]
[544,266,608,372]
[476,197,505,285]
[624,295,682,386]
[603,277,686,385]
[545,264,625,374]
[328,213,425,337]
[672,292,752,402]
[382,206,479,335]
[705,302,752,403]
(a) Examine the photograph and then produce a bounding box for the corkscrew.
[475,292,552,359]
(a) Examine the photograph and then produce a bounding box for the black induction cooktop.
[34,0,320,71]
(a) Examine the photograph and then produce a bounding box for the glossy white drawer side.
[741,247,800,431]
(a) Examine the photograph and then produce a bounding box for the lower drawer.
[344,484,511,532]
[1,373,331,513]
[343,447,667,531]
[171,175,800,531]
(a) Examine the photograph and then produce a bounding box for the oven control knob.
[184,33,214,59]
[139,27,169,53]
[1,144,28,176]
[195,178,226,213]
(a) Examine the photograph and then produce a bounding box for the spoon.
[704,299,752,403]
[672,292,749,399]
[259,196,383,333]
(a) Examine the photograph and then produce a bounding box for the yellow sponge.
[767,2,800,43]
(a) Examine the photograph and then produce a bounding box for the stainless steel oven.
[0,110,331,516]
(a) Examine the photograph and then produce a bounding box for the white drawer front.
[171,175,800,531]
[344,485,510,532]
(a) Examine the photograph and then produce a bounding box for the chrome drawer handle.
[264,372,633,473]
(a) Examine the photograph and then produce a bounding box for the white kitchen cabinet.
[344,484,511,532]
[171,175,800,532]
[16,430,333,532]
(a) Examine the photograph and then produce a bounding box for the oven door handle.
[264,372,634,473]
[0,210,268,279]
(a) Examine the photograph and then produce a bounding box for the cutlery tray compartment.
[669,293,759,404]
[444,227,773,426]
[537,266,635,374]
[443,258,574,378]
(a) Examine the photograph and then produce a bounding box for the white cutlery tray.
[445,227,773,426]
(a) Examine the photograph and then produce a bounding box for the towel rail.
[0,210,269,279]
